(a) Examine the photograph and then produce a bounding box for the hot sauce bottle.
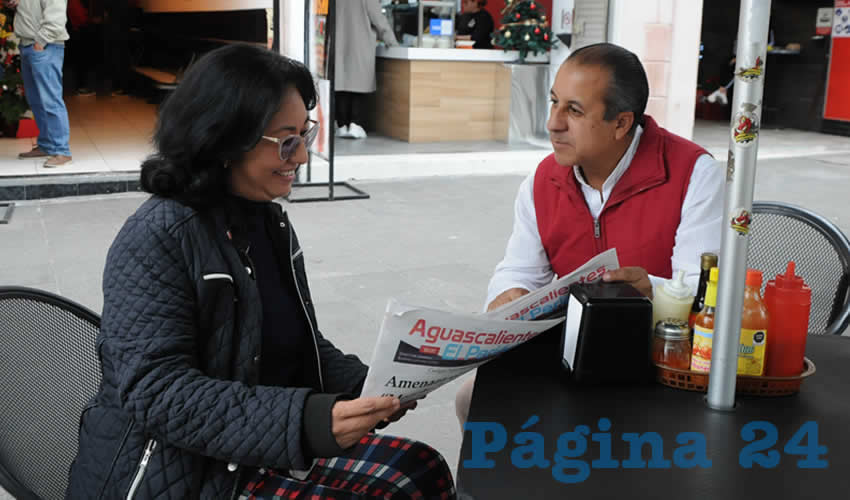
[690,267,717,372]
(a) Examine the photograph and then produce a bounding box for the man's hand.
[486,287,530,312]
[603,267,653,298]
[331,396,400,449]
[5,0,19,9]
[33,42,45,51]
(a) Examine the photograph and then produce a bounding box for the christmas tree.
[0,6,29,133]
[492,0,556,62]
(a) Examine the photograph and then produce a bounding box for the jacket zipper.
[243,244,256,280]
[288,221,325,391]
[592,217,605,253]
[591,183,652,250]
[126,439,157,500]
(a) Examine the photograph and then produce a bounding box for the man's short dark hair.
[140,44,317,208]
[567,43,649,134]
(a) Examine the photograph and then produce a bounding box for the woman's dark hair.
[140,44,317,208]
[567,43,649,135]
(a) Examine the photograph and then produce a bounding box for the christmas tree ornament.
[495,0,556,63]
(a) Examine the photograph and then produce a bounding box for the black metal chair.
[0,287,101,500]
[749,202,850,336]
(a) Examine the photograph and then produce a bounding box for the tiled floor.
[0,94,156,178]
[2,93,848,181]
[0,94,549,179]
[333,134,549,156]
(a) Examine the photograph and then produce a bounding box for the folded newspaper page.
[486,248,620,321]
[361,300,563,402]
[360,249,620,402]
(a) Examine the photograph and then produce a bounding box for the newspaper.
[360,301,563,402]
[360,249,620,402]
[485,248,620,321]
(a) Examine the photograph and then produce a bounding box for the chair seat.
[0,287,102,500]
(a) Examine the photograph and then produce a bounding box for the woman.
[334,0,399,139]
[456,0,494,49]
[65,44,455,499]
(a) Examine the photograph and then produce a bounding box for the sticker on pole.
[736,54,764,80]
[733,105,760,146]
[731,209,752,236]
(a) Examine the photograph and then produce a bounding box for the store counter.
[374,46,548,143]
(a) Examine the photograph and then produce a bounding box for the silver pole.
[706,0,772,411]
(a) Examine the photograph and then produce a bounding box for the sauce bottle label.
[737,328,767,376]
[690,325,713,372]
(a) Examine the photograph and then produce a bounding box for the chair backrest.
[0,287,102,500]
[749,202,850,336]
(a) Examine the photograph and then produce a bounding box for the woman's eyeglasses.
[261,120,319,161]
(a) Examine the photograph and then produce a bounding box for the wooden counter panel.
[376,59,412,142]
[376,58,511,143]
[493,65,512,142]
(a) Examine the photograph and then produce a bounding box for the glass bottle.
[653,319,691,370]
[690,267,718,372]
[737,269,769,376]
[689,253,718,331]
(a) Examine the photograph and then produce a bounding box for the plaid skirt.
[238,434,456,499]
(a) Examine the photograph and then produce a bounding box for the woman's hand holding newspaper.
[332,396,401,448]
[383,400,418,424]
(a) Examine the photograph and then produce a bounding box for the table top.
[458,330,850,499]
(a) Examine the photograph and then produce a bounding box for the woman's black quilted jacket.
[65,196,368,499]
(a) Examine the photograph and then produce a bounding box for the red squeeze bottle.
[764,262,812,376]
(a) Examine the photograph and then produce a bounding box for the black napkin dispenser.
[560,281,653,384]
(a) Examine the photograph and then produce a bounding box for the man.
[456,0,495,49]
[455,43,724,426]
[11,0,74,167]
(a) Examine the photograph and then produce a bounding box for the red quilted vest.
[533,116,709,279]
